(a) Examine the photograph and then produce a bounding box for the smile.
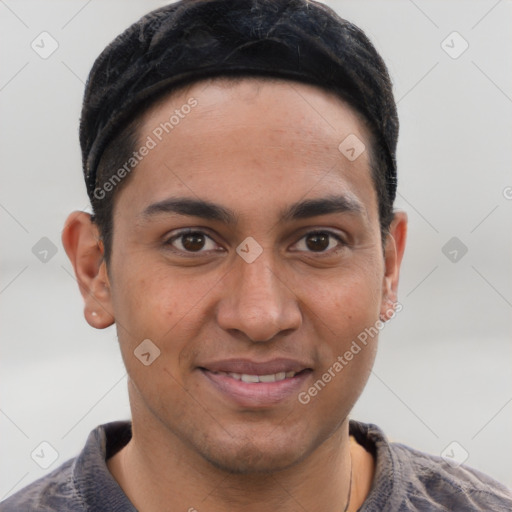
[199,366,312,407]
[209,370,297,383]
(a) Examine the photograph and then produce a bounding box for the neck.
[107,394,374,512]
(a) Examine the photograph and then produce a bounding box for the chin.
[193,426,316,474]
[202,444,307,474]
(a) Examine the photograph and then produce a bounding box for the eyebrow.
[138,194,364,226]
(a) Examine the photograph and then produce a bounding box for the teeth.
[219,371,297,383]
[258,374,276,383]
[241,374,259,383]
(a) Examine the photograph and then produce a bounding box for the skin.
[62,78,407,512]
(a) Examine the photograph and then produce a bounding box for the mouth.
[197,359,313,407]
[207,369,299,383]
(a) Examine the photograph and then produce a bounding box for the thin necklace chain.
[342,454,353,512]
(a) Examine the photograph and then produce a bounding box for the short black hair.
[82,0,399,265]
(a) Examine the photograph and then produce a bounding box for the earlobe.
[380,211,407,321]
[61,211,115,329]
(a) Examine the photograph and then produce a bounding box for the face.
[88,78,404,473]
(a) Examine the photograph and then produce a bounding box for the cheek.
[110,260,219,359]
[306,256,383,336]
[298,268,381,423]
[297,256,383,406]
[109,263,207,413]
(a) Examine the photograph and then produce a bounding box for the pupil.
[183,233,205,251]
[306,233,329,252]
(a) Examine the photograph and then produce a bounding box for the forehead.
[143,76,371,151]
[117,77,378,225]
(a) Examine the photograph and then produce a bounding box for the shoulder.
[350,420,512,512]
[0,421,132,512]
[0,458,84,512]
[390,440,512,511]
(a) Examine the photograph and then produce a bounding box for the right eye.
[164,229,222,256]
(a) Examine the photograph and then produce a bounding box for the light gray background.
[1,0,511,500]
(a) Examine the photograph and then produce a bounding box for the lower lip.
[199,369,312,408]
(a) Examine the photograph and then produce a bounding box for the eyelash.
[163,228,347,257]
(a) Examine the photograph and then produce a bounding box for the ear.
[380,210,407,321]
[61,211,115,329]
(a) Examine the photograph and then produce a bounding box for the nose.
[216,249,302,343]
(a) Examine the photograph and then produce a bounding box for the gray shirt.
[2,420,511,511]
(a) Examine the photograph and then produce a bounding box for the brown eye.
[165,230,219,254]
[294,230,346,254]
[305,232,330,252]
[181,232,206,251]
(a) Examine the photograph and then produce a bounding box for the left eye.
[293,231,346,254]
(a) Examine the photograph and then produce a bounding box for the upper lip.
[199,358,312,375]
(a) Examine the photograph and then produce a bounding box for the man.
[2,0,511,510]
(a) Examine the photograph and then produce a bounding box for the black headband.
[80,0,398,204]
